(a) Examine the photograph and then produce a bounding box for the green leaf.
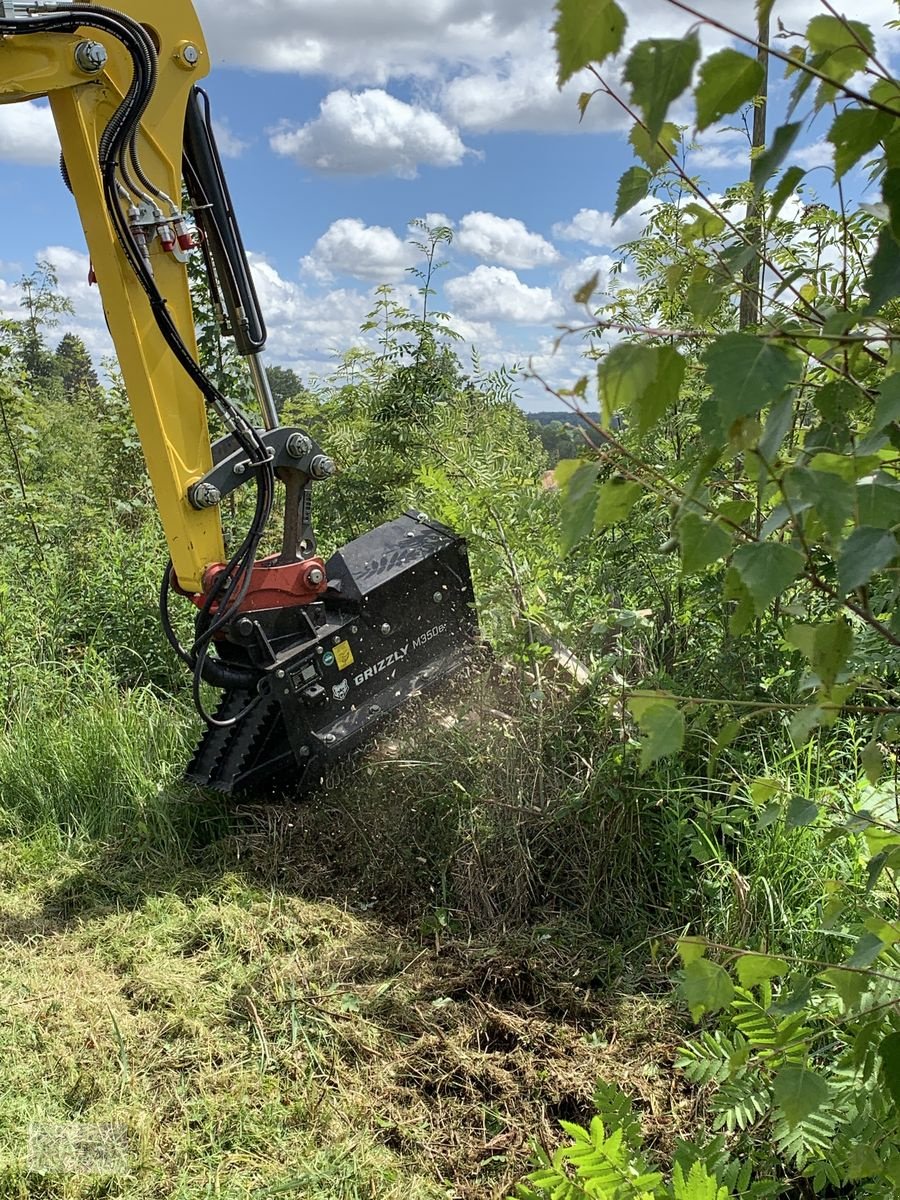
[846,931,885,968]
[554,0,627,86]
[695,48,764,131]
[828,106,893,178]
[686,269,724,321]
[681,959,734,1022]
[624,33,700,140]
[790,704,825,745]
[749,777,780,807]
[862,740,883,785]
[786,794,819,827]
[866,229,900,312]
[572,271,599,305]
[856,480,900,528]
[787,618,854,690]
[751,122,802,194]
[732,542,805,614]
[629,699,685,769]
[614,165,651,222]
[594,479,643,530]
[782,468,853,543]
[807,15,874,85]
[559,461,602,555]
[677,936,707,966]
[773,1065,830,1129]
[736,953,789,990]
[873,374,900,433]
[704,333,800,427]
[599,343,684,434]
[724,566,755,634]
[837,526,900,593]
[678,513,732,574]
[881,1031,900,1113]
[771,166,806,218]
[629,120,679,171]
[821,966,869,1011]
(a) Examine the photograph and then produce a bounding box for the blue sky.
[0,0,896,410]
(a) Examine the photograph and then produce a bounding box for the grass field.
[0,828,683,1199]
[0,666,696,1199]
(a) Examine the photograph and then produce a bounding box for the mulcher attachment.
[186,511,479,795]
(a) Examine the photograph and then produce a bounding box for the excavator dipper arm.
[0,0,479,793]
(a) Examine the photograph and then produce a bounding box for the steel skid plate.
[186,512,479,794]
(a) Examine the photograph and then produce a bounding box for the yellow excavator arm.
[2,0,224,591]
[0,0,479,795]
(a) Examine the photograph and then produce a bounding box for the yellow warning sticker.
[334,640,355,670]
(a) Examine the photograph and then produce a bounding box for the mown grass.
[0,617,863,1197]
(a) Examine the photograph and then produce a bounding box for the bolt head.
[433,591,443,603]
[236,617,254,638]
[233,462,247,476]
[190,481,222,509]
[276,669,286,679]
[380,623,392,635]
[310,455,336,480]
[75,40,107,73]
[180,43,200,65]
[307,567,325,587]
[286,433,312,458]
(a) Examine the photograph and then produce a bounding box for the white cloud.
[794,139,834,170]
[557,254,626,304]
[441,52,630,135]
[693,127,750,170]
[301,218,414,283]
[248,254,387,377]
[212,118,249,158]
[445,265,563,324]
[553,199,657,249]
[270,89,470,178]
[195,0,551,81]
[0,101,59,165]
[456,212,558,269]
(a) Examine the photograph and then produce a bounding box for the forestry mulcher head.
[186,510,479,795]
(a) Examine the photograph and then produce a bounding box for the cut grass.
[0,837,683,1200]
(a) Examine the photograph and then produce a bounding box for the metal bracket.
[195,426,328,502]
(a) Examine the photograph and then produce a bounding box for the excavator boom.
[0,0,479,793]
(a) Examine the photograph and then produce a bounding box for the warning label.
[333,640,354,670]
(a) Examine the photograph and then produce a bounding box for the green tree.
[265,363,305,412]
[54,332,100,404]
[16,260,73,385]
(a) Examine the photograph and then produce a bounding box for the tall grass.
[0,650,196,845]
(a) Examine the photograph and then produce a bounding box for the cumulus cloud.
[195,0,551,81]
[212,118,249,158]
[557,254,627,305]
[0,101,59,165]
[0,246,111,360]
[194,0,899,142]
[441,52,631,135]
[553,200,657,250]
[269,89,470,178]
[301,218,415,283]
[248,254,392,376]
[456,212,558,269]
[445,265,563,324]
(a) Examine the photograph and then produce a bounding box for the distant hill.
[526,410,599,427]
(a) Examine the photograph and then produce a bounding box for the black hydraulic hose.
[3,7,276,725]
